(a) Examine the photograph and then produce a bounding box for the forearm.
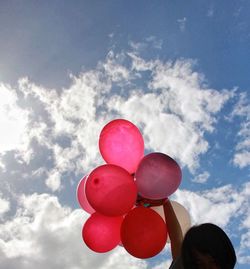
[163,200,183,260]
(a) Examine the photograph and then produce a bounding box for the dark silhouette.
[142,198,237,269]
[180,223,236,269]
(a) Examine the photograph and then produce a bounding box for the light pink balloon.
[135,152,182,199]
[99,119,144,174]
[152,200,191,243]
[76,176,95,214]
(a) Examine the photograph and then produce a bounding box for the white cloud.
[173,184,246,228]
[242,216,250,229]
[149,60,233,126]
[151,260,172,269]
[15,72,109,190]
[100,248,147,269]
[0,83,29,153]
[238,231,250,264]
[237,183,250,264]
[0,184,249,268]
[232,92,250,168]
[103,53,131,83]
[177,17,187,32]
[145,36,163,50]
[0,39,248,267]
[0,196,10,216]
[0,193,147,269]
[0,50,234,195]
[129,41,148,53]
[128,52,156,71]
[107,92,208,171]
[233,151,250,168]
[192,171,210,183]
[128,37,162,57]
[109,56,232,171]
[45,170,61,192]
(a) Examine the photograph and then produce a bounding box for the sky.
[0,1,249,268]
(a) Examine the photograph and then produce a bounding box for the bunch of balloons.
[77,119,185,259]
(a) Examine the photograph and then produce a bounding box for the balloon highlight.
[99,119,144,174]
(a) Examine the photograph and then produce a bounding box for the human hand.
[136,194,168,207]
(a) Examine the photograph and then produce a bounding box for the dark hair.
[181,223,236,269]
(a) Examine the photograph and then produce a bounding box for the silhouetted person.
[144,198,236,269]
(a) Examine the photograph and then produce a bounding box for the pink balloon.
[82,212,123,253]
[99,119,144,174]
[135,152,182,199]
[121,207,168,258]
[76,176,95,214]
[85,164,137,216]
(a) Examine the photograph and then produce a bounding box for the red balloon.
[76,176,95,214]
[82,212,123,253]
[85,164,137,216]
[99,119,144,174]
[135,152,182,199]
[121,207,168,258]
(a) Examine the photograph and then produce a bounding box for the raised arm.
[163,199,183,260]
[136,196,183,261]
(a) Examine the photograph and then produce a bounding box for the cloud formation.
[232,92,250,168]
[0,49,233,195]
[192,171,210,183]
[0,47,249,267]
[0,193,147,269]
[177,17,187,32]
[0,183,249,268]
[0,195,9,216]
[0,83,29,153]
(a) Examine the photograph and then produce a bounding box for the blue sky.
[0,1,249,269]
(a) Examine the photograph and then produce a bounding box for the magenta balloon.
[82,212,123,253]
[85,164,137,216]
[99,119,144,174]
[135,152,182,199]
[76,176,95,214]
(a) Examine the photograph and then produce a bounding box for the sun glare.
[0,85,28,152]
